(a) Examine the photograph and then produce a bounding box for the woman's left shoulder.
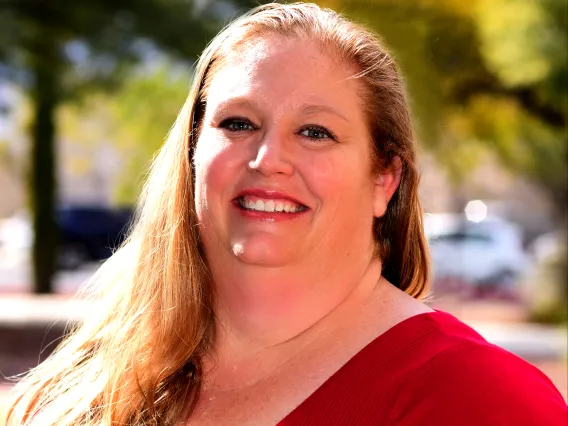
[388,332,568,425]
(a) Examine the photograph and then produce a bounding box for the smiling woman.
[6,3,567,426]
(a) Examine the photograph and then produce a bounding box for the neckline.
[278,309,451,423]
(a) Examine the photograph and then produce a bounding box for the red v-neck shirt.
[278,311,567,425]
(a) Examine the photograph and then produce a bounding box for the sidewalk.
[1,294,566,407]
[2,294,566,359]
[0,294,89,326]
[468,320,567,360]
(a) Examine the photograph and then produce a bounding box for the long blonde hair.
[7,3,429,424]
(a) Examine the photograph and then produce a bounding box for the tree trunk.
[30,38,59,294]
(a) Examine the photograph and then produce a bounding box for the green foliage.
[477,0,554,87]
[1,0,566,292]
[527,246,568,325]
[0,0,256,292]
[59,65,190,205]
[112,67,190,204]
[317,0,567,216]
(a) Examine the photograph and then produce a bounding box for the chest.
[183,288,431,424]
[185,349,345,425]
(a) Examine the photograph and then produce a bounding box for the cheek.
[193,134,235,217]
[304,151,373,205]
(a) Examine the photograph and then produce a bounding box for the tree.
[318,0,567,218]
[58,64,190,205]
[0,0,255,293]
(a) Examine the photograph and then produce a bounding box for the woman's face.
[194,35,386,272]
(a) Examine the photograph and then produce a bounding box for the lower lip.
[232,200,308,221]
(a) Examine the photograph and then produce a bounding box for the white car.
[425,214,528,287]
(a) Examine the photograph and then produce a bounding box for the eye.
[299,125,336,141]
[219,117,257,132]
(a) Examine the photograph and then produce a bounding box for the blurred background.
[0,0,566,417]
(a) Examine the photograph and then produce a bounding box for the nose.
[247,131,294,176]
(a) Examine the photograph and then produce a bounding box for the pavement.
[0,257,566,361]
[0,292,566,361]
[0,295,566,417]
[468,320,567,360]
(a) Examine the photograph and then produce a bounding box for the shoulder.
[387,315,567,425]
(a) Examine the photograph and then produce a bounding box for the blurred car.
[425,214,528,288]
[0,206,134,270]
[57,206,133,269]
[528,232,565,264]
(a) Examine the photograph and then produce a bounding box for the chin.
[231,237,294,267]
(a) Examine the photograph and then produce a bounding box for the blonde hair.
[7,3,430,424]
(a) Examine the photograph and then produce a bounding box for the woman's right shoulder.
[385,320,568,426]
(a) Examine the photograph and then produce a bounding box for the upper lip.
[234,188,308,208]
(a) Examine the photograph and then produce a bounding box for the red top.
[278,311,567,425]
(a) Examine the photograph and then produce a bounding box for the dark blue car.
[57,206,134,270]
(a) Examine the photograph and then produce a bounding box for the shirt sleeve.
[386,341,568,426]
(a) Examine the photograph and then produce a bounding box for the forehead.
[205,35,365,114]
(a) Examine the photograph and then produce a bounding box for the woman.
[7,3,567,425]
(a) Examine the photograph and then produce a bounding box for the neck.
[209,254,384,364]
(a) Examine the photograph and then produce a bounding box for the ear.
[373,156,402,218]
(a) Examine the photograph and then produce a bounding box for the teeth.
[239,197,302,213]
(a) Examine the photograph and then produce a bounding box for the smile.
[237,196,308,213]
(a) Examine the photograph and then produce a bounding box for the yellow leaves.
[446,93,565,190]
[439,96,527,183]
[468,96,520,144]
[299,0,566,196]
[476,0,552,87]
[416,0,476,18]
[314,0,342,11]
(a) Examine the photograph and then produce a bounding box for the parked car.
[425,214,528,289]
[0,206,134,271]
[57,206,134,269]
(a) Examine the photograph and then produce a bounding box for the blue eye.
[220,118,256,132]
[299,125,335,141]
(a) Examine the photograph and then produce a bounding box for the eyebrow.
[212,98,349,123]
[213,98,262,116]
[299,104,349,123]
